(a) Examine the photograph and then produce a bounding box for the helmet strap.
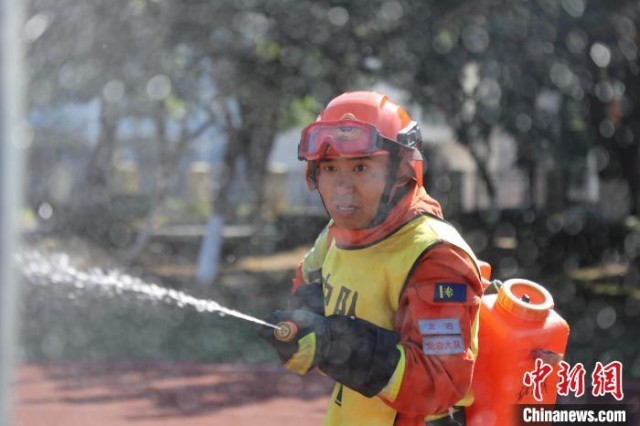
[305,162,319,190]
[369,152,409,227]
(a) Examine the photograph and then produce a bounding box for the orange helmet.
[299,91,423,190]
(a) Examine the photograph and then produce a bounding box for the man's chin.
[331,216,369,230]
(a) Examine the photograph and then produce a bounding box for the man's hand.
[258,311,402,398]
[257,309,329,375]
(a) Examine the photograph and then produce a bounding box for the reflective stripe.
[378,345,406,402]
[425,407,466,425]
[283,333,316,375]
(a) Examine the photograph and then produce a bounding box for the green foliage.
[164,94,188,120]
[281,95,321,130]
[255,40,281,62]
[164,198,211,224]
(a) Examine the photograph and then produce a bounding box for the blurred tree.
[26,0,639,275]
[374,0,639,215]
[27,0,135,202]
[167,0,384,283]
[168,0,382,222]
[26,0,219,253]
[579,2,640,216]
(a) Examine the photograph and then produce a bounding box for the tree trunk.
[124,104,214,264]
[75,98,118,205]
[244,90,283,228]
[527,163,537,209]
[64,99,118,238]
[455,124,498,211]
[467,145,497,206]
[196,99,242,286]
[617,136,640,216]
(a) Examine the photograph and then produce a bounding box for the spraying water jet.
[18,250,283,332]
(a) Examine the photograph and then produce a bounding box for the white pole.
[196,213,225,286]
[1,0,25,422]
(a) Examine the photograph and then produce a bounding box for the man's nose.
[334,171,355,193]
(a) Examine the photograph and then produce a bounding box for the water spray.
[19,251,298,339]
[214,306,282,330]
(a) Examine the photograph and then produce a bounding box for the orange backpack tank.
[467,264,570,425]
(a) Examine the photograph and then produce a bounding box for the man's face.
[316,155,390,230]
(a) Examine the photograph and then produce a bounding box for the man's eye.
[354,164,367,172]
[323,165,336,172]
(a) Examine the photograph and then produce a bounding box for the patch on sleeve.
[433,283,467,302]
[422,335,465,355]
[418,318,461,335]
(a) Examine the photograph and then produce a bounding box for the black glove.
[289,282,325,315]
[257,309,329,375]
[257,310,401,397]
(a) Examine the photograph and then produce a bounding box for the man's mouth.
[334,205,358,213]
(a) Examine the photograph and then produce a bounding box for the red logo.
[557,361,586,398]
[523,358,554,402]
[592,361,624,401]
[522,359,625,401]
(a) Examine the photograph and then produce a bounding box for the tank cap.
[497,279,554,321]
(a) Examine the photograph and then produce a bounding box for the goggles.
[298,120,420,161]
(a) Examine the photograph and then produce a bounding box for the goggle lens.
[299,121,379,160]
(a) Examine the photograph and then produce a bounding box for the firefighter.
[258,91,483,426]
